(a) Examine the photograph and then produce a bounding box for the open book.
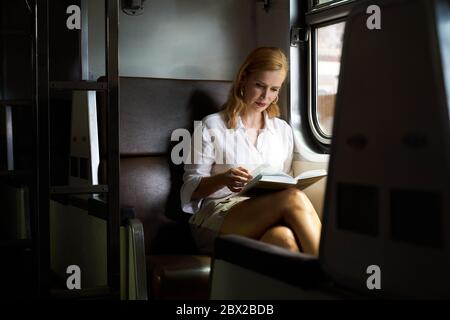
[238,164,327,196]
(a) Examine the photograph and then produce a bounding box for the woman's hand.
[191,166,253,200]
[221,166,253,192]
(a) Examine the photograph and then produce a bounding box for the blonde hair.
[223,47,289,128]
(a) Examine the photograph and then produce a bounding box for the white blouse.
[180,111,299,214]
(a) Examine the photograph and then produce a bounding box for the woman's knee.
[277,188,303,202]
[277,188,312,213]
[259,226,300,252]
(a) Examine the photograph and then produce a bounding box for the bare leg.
[220,188,322,255]
[259,226,300,252]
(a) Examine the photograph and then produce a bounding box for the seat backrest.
[98,77,231,254]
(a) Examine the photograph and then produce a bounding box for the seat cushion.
[121,156,197,254]
[147,255,211,300]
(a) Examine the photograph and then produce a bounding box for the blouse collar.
[237,111,276,134]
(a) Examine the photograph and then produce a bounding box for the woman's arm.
[191,174,226,201]
[191,167,252,201]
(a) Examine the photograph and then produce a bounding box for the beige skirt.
[189,195,249,253]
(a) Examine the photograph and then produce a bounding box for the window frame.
[305,0,358,146]
[312,0,348,9]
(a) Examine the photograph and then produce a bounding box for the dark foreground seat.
[98,77,231,299]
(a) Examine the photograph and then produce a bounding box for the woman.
[181,47,322,255]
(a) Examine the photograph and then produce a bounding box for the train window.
[315,21,345,137]
[305,0,355,146]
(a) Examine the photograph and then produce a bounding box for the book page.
[239,169,326,196]
[259,175,296,184]
[251,164,294,179]
[294,169,327,181]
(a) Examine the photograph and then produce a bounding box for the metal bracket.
[121,0,145,16]
[290,27,308,47]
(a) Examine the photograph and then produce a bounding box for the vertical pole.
[106,0,120,293]
[80,0,89,80]
[5,105,13,170]
[35,0,50,298]
[0,0,5,100]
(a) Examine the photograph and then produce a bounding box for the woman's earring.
[240,88,244,97]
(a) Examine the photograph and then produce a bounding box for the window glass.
[316,21,345,136]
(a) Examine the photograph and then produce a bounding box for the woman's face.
[242,69,285,113]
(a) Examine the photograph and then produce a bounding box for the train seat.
[98,77,231,299]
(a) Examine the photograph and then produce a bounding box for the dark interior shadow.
[165,89,224,222]
[152,91,225,253]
